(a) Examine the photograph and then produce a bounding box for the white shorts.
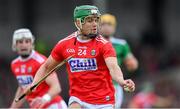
[47,100,67,109]
[114,84,123,108]
[68,96,114,109]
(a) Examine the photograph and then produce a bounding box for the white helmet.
[12,28,35,51]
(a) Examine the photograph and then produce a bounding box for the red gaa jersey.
[11,50,62,107]
[51,31,116,104]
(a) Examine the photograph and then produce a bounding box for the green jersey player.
[100,14,138,108]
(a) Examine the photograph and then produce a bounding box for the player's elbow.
[49,83,61,97]
[132,59,138,70]
[53,80,62,94]
[56,85,61,94]
[51,81,62,94]
[126,59,138,71]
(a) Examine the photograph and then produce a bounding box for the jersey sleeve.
[51,42,64,62]
[122,42,132,59]
[10,62,16,77]
[101,42,116,59]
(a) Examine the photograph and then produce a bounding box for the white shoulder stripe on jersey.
[32,53,45,64]
[100,37,108,43]
[95,39,106,44]
[96,36,108,41]
[95,36,108,44]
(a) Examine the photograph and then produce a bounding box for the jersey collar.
[76,31,92,43]
[19,50,35,62]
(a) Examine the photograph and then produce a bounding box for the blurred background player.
[10,28,67,108]
[128,81,174,108]
[100,14,138,108]
[29,5,135,109]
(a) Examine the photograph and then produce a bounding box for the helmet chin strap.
[78,28,99,38]
[83,33,98,38]
[20,54,30,59]
[78,30,99,38]
[17,49,32,59]
[79,24,99,38]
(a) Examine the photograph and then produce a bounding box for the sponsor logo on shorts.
[68,58,97,72]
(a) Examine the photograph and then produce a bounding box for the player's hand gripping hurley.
[15,55,74,102]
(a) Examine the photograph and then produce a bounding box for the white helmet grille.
[12,28,35,51]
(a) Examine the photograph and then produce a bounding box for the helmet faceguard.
[74,5,101,38]
[12,28,35,51]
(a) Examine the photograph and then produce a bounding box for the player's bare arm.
[105,57,125,86]
[31,73,61,108]
[31,55,59,86]
[30,72,62,108]
[28,56,61,108]
[10,87,25,108]
[45,72,61,98]
[124,54,138,71]
[105,57,135,92]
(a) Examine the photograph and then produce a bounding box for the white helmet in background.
[12,28,35,51]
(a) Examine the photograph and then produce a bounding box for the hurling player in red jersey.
[10,28,67,109]
[30,5,135,109]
